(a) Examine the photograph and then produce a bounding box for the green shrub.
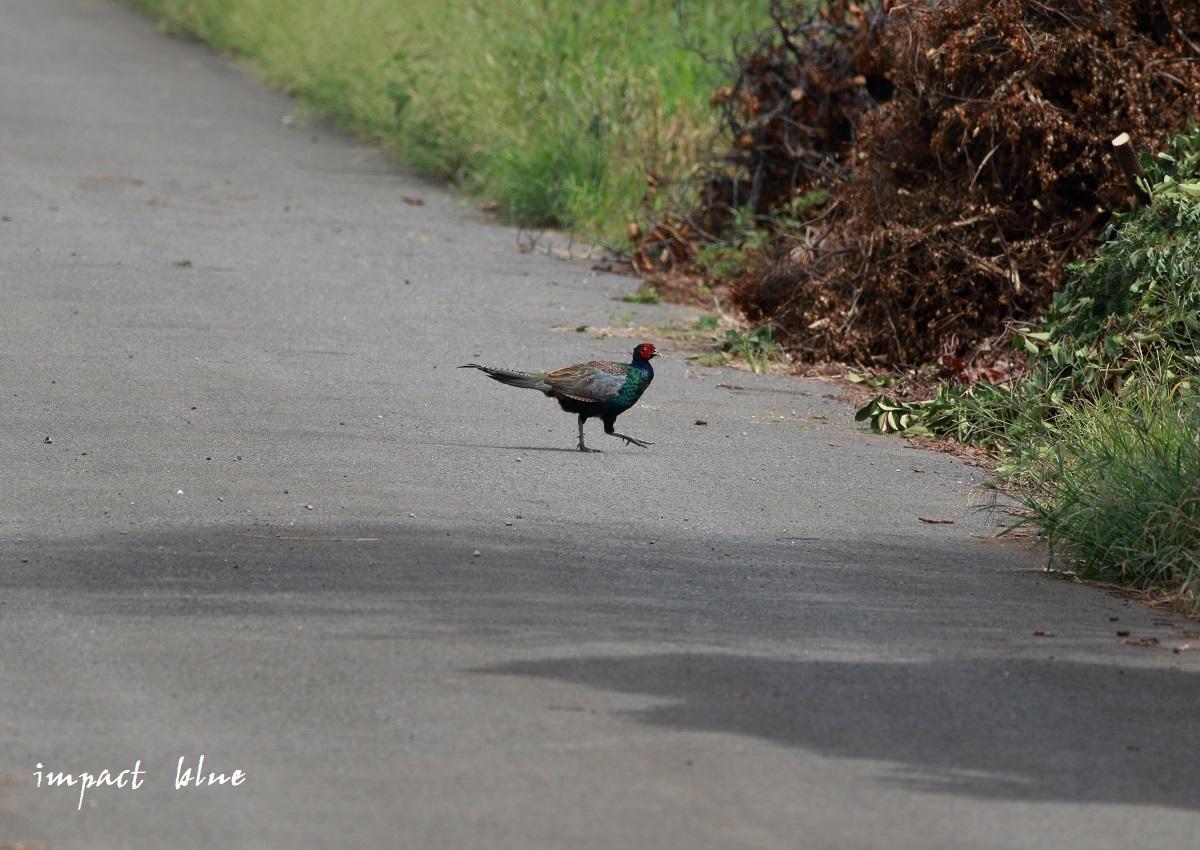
[1037,127,1200,398]
[857,124,1200,607]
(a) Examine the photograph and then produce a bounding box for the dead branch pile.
[633,0,891,271]
[654,0,1200,364]
[703,0,891,223]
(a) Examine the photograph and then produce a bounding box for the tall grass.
[124,0,769,242]
[1013,382,1200,611]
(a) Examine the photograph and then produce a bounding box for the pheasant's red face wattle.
[638,343,657,359]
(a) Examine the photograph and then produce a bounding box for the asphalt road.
[2,1,1199,847]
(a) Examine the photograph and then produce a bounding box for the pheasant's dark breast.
[555,365,651,417]
[610,367,652,410]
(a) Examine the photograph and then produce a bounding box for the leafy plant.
[688,322,777,371]
[620,284,662,304]
[853,395,936,434]
[722,324,776,373]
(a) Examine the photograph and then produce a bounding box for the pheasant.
[460,343,658,452]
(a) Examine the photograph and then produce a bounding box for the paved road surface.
[2,1,1198,847]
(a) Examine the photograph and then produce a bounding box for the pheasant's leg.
[603,418,652,449]
[578,414,602,453]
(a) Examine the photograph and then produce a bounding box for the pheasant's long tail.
[459,364,550,392]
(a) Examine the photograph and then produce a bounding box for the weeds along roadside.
[859,126,1200,613]
[122,0,769,244]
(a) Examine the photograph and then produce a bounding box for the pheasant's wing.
[543,361,627,402]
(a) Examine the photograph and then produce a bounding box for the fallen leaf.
[1121,636,1160,647]
[1033,629,1055,637]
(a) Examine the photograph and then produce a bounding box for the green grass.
[690,323,777,372]
[124,0,770,243]
[1013,384,1200,611]
[620,284,662,304]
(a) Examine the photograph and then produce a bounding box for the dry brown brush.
[646,0,1200,365]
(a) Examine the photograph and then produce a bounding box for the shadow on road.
[479,651,1200,810]
[6,518,1194,812]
